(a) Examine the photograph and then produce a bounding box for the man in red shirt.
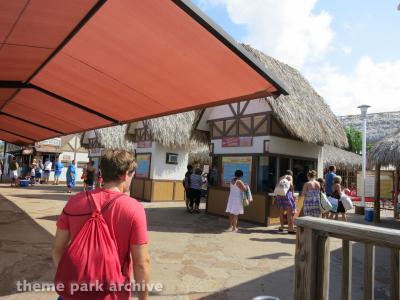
[52,150,150,300]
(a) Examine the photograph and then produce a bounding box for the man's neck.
[103,181,125,193]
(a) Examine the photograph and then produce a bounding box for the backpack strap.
[62,191,124,216]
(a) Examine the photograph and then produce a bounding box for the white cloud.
[201,0,334,69]
[341,46,352,56]
[305,57,400,116]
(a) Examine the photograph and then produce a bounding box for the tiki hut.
[322,145,362,189]
[241,44,348,148]
[369,129,400,220]
[195,44,349,225]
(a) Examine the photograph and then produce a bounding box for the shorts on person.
[10,170,18,180]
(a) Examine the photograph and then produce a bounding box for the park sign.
[36,138,61,147]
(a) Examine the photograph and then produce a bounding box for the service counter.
[131,178,185,202]
[206,187,304,226]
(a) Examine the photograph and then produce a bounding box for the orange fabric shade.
[0,0,287,145]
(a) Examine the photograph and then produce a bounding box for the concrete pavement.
[0,184,396,299]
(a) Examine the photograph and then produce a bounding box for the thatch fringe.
[189,146,211,166]
[242,44,348,148]
[323,145,362,169]
[94,124,134,151]
[369,129,400,167]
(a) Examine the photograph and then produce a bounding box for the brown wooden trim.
[239,100,250,115]
[225,119,237,135]
[208,111,268,123]
[236,102,240,115]
[228,103,237,116]
[253,114,268,132]
[238,118,252,133]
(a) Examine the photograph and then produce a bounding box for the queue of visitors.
[183,164,208,213]
[272,164,354,233]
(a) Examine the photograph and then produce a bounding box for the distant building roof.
[338,111,400,144]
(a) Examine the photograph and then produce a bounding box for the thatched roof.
[94,124,135,151]
[322,145,362,169]
[143,111,206,149]
[369,129,400,167]
[338,111,400,144]
[189,146,211,166]
[241,44,348,148]
[86,111,208,151]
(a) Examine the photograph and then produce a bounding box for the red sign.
[222,137,253,147]
[137,141,152,148]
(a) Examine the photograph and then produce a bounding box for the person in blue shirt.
[66,160,77,193]
[53,158,64,185]
[324,165,337,196]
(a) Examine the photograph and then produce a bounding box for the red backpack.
[55,192,126,299]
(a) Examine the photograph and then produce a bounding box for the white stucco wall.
[135,142,188,180]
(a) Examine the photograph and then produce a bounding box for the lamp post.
[358,105,370,206]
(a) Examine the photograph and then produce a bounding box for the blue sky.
[193,0,400,116]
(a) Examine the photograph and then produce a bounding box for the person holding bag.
[330,176,347,221]
[275,170,296,234]
[225,170,248,232]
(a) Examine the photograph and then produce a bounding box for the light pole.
[358,105,370,207]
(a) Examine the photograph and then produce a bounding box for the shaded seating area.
[369,129,400,222]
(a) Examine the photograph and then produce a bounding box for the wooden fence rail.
[294,217,400,300]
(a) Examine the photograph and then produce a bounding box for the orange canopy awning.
[0,0,287,145]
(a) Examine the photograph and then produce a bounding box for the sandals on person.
[288,230,296,234]
[278,227,285,232]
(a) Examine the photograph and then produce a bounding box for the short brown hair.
[100,150,137,182]
[308,170,317,179]
[328,165,336,172]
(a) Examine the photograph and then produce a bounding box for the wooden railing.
[294,217,400,300]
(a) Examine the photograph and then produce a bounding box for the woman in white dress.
[225,170,248,232]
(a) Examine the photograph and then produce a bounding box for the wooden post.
[295,226,316,300]
[395,167,399,219]
[342,240,352,300]
[364,244,375,300]
[390,249,399,300]
[315,233,330,300]
[374,165,381,223]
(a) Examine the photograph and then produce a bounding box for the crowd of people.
[274,164,354,234]
[7,157,104,194]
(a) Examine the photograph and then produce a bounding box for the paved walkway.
[0,184,396,299]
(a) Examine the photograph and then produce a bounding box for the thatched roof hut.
[84,111,208,151]
[322,145,362,169]
[241,44,348,148]
[369,129,400,167]
[338,111,400,144]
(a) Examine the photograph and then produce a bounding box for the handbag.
[328,196,338,212]
[340,194,354,211]
[242,186,253,208]
[319,191,332,213]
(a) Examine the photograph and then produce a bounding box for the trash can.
[364,208,374,222]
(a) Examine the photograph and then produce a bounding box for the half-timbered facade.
[196,99,324,226]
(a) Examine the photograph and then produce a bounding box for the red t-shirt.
[57,188,148,300]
